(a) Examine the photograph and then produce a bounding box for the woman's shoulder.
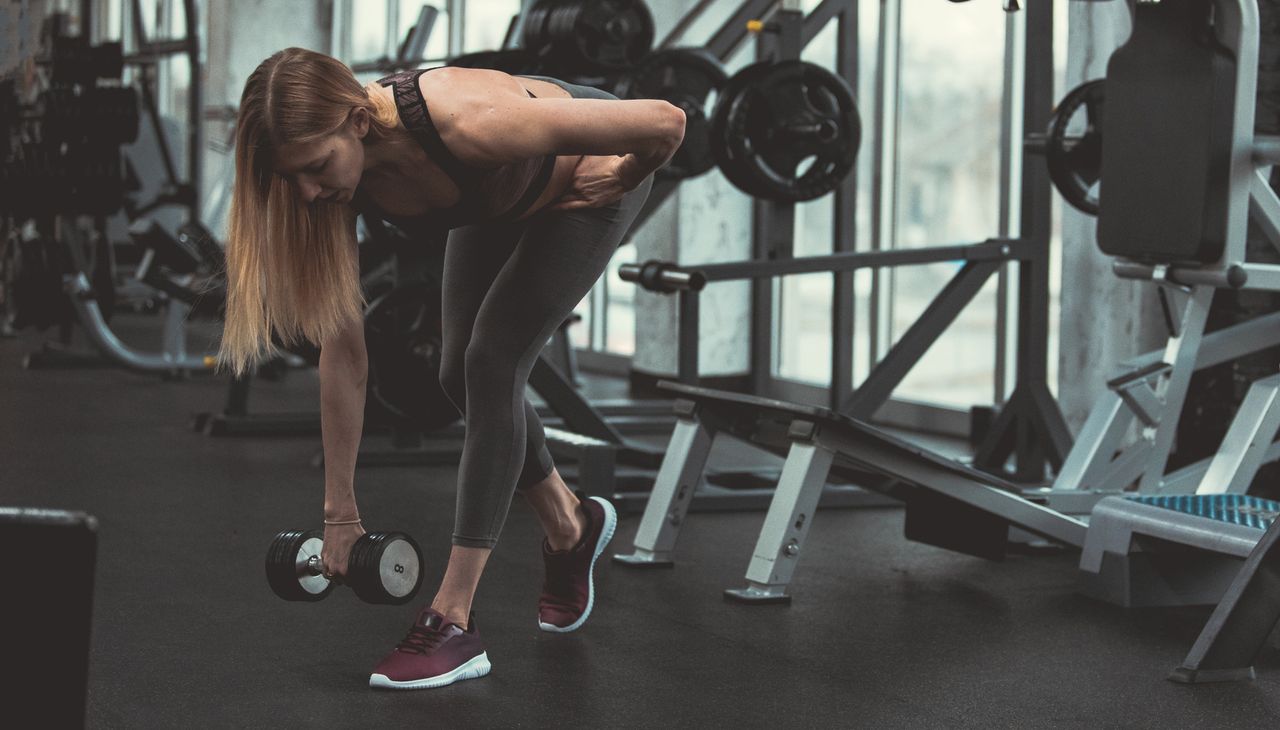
[417,67,533,111]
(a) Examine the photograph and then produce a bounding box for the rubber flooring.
[2,313,1279,728]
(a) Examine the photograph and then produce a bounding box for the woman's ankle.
[429,602,471,630]
[545,501,588,551]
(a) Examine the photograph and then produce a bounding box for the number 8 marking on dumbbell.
[265,529,424,605]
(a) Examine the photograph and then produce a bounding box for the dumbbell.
[265,529,424,605]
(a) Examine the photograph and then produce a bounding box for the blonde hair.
[219,47,404,376]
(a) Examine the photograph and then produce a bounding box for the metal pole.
[831,0,858,410]
[869,0,901,370]
[185,0,201,221]
[1014,0,1055,475]
[995,8,1025,404]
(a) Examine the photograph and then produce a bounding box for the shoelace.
[396,623,448,655]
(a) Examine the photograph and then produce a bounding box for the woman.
[220,47,684,690]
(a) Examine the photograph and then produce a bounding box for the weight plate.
[713,60,860,202]
[524,0,654,74]
[521,0,558,57]
[343,530,368,599]
[709,61,784,194]
[616,48,728,180]
[570,0,654,71]
[265,529,331,602]
[364,280,461,431]
[348,532,379,603]
[1046,79,1104,216]
[447,49,544,75]
[374,532,424,603]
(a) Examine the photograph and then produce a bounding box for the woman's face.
[272,107,369,205]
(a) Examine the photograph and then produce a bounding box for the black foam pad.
[1098,0,1237,264]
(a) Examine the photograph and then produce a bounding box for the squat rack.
[624,0,1069,482]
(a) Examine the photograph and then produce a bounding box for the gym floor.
[3,313,1279,728]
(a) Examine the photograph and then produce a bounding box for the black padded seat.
[1098,0,1237,264]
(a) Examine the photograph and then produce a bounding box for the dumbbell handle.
[302,554,328,577]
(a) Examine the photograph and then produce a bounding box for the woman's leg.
[434,222,586,590]
[431,177,654,624]
[437,220,557,495]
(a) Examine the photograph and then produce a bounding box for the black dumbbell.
[265,529,424,605]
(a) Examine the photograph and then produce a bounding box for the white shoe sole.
[368,652,492,690]
[539,496,618,633]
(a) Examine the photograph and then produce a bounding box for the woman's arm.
[425,68,686,170]
[318,315,368,520]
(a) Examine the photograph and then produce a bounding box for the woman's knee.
[462,338,529,388]
[438,348,466,403]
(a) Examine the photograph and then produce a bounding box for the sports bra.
[353,68,557,230]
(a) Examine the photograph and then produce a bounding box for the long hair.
[218,47,404,376]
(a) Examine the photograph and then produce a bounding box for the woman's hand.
[321,522,366,583]
[548,155,631,211]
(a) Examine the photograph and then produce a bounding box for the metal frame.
[1079,496,1266,608]
[655,0,1056,455]
[619,0,1280,616]
[1050,309,1280,497]
[1056,0,1280,498]
[1196,374,1280,496]
[614,382,1085,602]
[972,0,1068,479]
[1171,508,1280,684]
[626,0,1067,480]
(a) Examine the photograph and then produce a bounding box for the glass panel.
[99,0,123,41]
[894,266,1000,406]
[889,0,1005,408]
[398,1,448,61]
[351,0,390,61]
[137,0,163,37]
[465,0,520,52]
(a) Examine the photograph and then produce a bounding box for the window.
[465,0,521,53]
[889,0,1007,408]
[351,0,391,61]
[397,1,448,61]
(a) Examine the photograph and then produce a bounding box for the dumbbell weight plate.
[265,529,332,602]
[344,532,374,601]
[349,532,424,605]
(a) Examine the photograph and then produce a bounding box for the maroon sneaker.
[369,608,491,690]
[538,491,617,633]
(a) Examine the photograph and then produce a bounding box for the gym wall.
[1057,1,1166,432]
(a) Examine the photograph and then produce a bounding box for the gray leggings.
[438,171,653,549]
